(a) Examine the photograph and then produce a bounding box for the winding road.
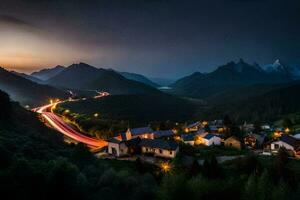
[33,96,108,149]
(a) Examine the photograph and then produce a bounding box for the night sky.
[0,0,299,78]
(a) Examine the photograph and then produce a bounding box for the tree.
[273,148,289,179]
[202,155,222,179]
[282,118,293,129]
[188,159,201,177]
[243,174,257,200]
[271,179,290,200]
[257,170,272,200]
[157,173,190,200]
[0,90,11,125]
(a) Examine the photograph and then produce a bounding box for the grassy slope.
[58,94,203,124]
[202,83,300,123]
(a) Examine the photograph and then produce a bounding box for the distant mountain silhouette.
[31,65,65,81]
[119,72,160,88]
[46,63,162,95]
[12,71,44,84]
[0,67,68,106]
[170,59,295,98]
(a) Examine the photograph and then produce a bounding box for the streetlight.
[94,113,99,117]
[161,162,171,173]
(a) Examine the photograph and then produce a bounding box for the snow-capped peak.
[263,59,286,73]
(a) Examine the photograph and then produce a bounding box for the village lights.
[285,128,290,133]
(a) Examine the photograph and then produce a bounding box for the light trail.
[33,96,108,149]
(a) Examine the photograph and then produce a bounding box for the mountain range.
[119,72,160,88]
[0,67,68,106]
[45,63,161,95]
[170,59,300,98]
[31,65,65,81]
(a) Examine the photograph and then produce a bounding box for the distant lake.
[158,86,172,90]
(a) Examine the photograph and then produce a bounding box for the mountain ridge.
[0,67,68,106]
[170,59,299,98]
[31,65,65,81]
[46,63,162,95]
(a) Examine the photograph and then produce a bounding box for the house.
[244,133,266,148]
[107,137,141,157]
[270,134,300,155]
[208,125,219,134]
[261,124,271,130]
[225,136,242,150]
[139,139,179,158]
[293,133,300,140]
[185,121,201,132]
[153,130,175,139]
[181,134,195,146]
[196,133,221,146]
[122,127,154,140]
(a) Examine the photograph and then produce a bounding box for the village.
[105,119,300,163]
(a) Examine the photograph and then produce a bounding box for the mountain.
[202,83,300,122]
[120,72,160,88]
[12,71,44,84]
[47,63,162,95]
[31,65,65,81]
[170,59,294,98]
[150,77,176,86]
[262,59,293,79]
[263,59,300,80]
[0,67,68,106]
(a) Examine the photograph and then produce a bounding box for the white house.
[270,134,299,154]
[122,127,154,140]
[181,134,195,146]
[139,139,179,158]
[196,133,221,146]
[107,137,140,157]
[185,121,201,132]
[107,137,128,157]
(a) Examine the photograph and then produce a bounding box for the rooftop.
[204,133,216,140]
[181,134,195,141]
[139,139,178,151]
[129,127,153,136]
[279,134,299,148]
[107,137,122,144]
[153,130,174,138]
[187,121,201,129]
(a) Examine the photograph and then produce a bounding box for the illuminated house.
[270,134,300,155]
[225,136,242,150]
[139,139,179,158]
[107,137,179,158]
[107,137,141,157]
[181,134,195,146]
[185,121,201,132]
[196,133,221,146]
[121,127,154,140]
[244,133,266,148]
